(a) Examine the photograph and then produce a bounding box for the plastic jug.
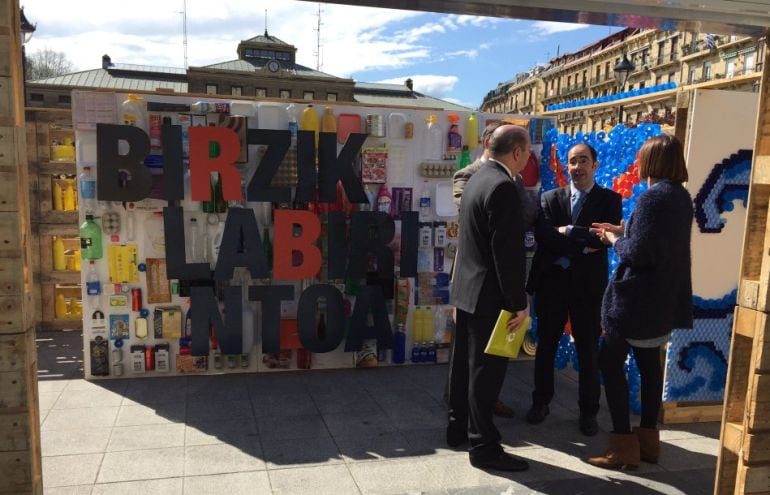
[121,94,148,132]
[466,112,479,151]
[425,115,443,160]
[52,237,66,271]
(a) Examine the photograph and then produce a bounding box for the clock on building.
[267,60,280,73]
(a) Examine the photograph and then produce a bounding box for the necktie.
[571,191,586,224]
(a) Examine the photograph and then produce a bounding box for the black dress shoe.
[470,452,530,472]
[580,414,599,436]
[446,425,468,447]
[525,404,550,424]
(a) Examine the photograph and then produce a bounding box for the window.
[279,89,291,99]
[595,66,601,79]
[702,61,712,80]
[567,75,571,88]
[657,42,666,64]
[231,86,242,96]
[655,75,662,86]
[668,72,676,83]
[327,92,337,101]
[745,53,756,73]
[604,61,611,79]
[726,58,736,78]
[255,88,267,97]
[688,68,697,84]
[670,37,679,61]
[303,91,314,100]
[205,84,217,95]
[641,49,649,66]
[30,93,43,102]
[582,70,587,87]
[58,94,71,104]
[639,81,646,89]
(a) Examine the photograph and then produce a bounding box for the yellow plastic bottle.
[52,237,66,271]
[52,180,63,211]
[466,112,479,151]
[55,293,67,318]
[73,251,81,271]
[300,104,319,148]
[63,180,75,211]
[321,107,336,133]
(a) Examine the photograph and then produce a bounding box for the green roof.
[28,68,188,92]
[200,59,346,80]
[243,33,290,45]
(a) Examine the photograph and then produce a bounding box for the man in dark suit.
[525,143,622,436]
[447,125,531,472]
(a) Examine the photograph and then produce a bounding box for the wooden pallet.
[660,401,724,425]
[715,45,770,495]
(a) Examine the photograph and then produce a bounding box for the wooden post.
[715,30,770,495]
[0,0,42,493]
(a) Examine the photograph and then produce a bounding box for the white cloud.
[393,22,445,44]
[376,74,458,98]
[531,21,589,35]
[445,49,478,59]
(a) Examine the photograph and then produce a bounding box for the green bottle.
[457,145,471,170]
[80,214,103,260]
[262,227,273,272]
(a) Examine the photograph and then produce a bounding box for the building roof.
[29,62,468,111]
[243,32,291,45]
[353,82,471,111]
[28,67,188,92]
[199,59,344,80]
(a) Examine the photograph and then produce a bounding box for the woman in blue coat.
[587,134,693,470]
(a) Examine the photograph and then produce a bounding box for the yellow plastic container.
[63,180,76,211]
[55,293,68,318]
[321,107,336,133]
[52,180,63,211]
[466,112,479,151]
[300,104,319,148]
[52,237,66,271]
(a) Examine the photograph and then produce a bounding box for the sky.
[22,0,623,109]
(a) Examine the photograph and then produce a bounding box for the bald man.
[448,125,531,472]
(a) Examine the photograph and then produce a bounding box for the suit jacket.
[450,160,527,316]
[527,184,623,301]
[602,180,693,339]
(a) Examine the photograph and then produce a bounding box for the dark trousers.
[532,267,602,415]
[447,309,508,458]
[599,332,663,433]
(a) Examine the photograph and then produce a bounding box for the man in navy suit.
[526,143,622,436]
[448,125,531,472]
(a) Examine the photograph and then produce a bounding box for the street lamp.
[614,53,635,125]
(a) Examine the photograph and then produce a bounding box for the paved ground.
[37,330,720,495]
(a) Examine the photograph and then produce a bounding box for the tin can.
[366,114,386,137]
[144,346,155,371]
[404,122,414,139]
[111,348,122,363]
[131,288,142,312]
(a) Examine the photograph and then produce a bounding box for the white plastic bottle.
[121,94,148,133]
[189,217,199,262]
[78,166,96,213]
[425,115,444,160]
[419,181,432,220]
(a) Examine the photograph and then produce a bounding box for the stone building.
[481,28,764,134]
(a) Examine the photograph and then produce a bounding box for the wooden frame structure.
[0,0,767,491]
[715,41,770,495]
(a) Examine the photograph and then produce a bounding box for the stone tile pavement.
[37,330,720,494]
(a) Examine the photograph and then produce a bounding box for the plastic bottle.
[86,261,101,297]
[189,217,199,261]
[126,207,136,241]
[62,180,76,211]
[393,324,406,364]
[287,104,298,145]
[121,94,148,132]
[466,112,479,151]
[52,180,63,211]
[447,113,462,153]
[55,293,67,318]
[80,214,103,260]
[419,181,432,220]
[457,146,472,170]
[184,302,193,338]
[425,115,443,160]
[321,107,336,133]
[362,184,375,211]
[211,218,226,260]
[262,227,273,272]
[78,167,96,213]
[300,104,319,148]
[376,185,392,215]
[52,237,66,271]
[242,299,255,356]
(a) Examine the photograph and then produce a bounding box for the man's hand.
[590,220,624,245]
[506,305,529,332]
[557,226,568,235]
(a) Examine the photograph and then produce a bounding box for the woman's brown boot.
[633,427,660,463]
[587,432,640,470]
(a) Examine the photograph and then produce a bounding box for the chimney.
[102,54,112,70]
[405,78,413,91]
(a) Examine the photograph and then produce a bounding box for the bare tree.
[25,47,76,81]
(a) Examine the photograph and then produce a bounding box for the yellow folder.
[484,311,531,359]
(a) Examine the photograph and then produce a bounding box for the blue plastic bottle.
[393,324,406,364]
